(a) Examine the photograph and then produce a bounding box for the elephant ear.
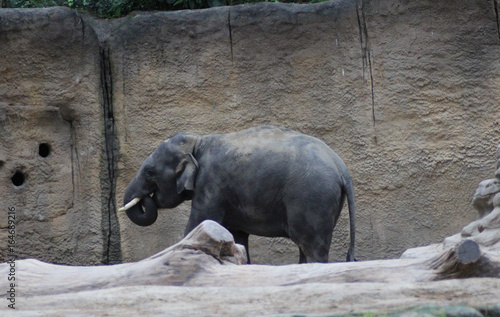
[175,153,198,194]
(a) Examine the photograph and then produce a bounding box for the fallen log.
[428,239,500,280]
[2,219,500,316]
[12,220,247,297]
[6,219,500,300]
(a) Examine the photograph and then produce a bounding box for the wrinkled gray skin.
[122,126,356,263]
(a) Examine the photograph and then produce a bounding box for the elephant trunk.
[123,184,158,227]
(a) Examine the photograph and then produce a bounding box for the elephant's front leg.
[230,229,250,264]
[183,201,225,237]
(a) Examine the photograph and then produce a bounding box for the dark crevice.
[228,10,234,61]
[65,119,76,213]
[99,45,122,265]
[367,49,376,128]
[79,15,85,43]
[356,0,377,141]
[356,6,365,79]
[494,0,500,44]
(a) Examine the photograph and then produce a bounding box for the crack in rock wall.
[99,44,122,264]
[0,0,499,265]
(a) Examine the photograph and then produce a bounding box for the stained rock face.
[403,145,500,260]
[0,8,106,265]
[1,1,500,265]
[445,145,500,258]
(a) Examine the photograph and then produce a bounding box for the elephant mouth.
[120,186,192,213]
[119,192,158,212]
[120,193,159,227]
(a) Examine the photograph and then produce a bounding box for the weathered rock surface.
[403,144,500,261]
[0,8,108,265]
[1,0,500,266]
[112,0,500,265]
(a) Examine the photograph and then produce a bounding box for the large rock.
[1,1,500,265]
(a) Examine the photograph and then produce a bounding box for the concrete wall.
[1,0,499,265]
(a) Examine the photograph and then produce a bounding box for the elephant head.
[120,132,200,226]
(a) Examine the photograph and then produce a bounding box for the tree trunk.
[8,220,500,299]
[428,240,500,280]
[4,220,500,315]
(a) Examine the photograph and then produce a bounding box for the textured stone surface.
[0,8,108,265]
[112,0,500,264]
[403,146,500,262]
[1,0,500,265]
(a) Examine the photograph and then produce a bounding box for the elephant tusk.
[118,197,141,212]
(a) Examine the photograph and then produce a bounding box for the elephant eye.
[145,169,155,180]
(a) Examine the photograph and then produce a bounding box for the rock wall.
[0,9,109,264]
[0,0,499,265]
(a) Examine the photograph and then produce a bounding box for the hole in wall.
[39,143,51,158]
[11,171,26,187]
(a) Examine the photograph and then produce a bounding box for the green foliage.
[3,0,133,17]
[3,0,66,9]
[2,0,323,18]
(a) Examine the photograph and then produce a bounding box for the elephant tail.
[343,174,356,262]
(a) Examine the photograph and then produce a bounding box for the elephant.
[120,126,356,263]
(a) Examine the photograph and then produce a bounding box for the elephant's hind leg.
[300,242,330,263]
[287,208,333,263]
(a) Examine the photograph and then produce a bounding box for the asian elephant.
[120,126,356,263]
